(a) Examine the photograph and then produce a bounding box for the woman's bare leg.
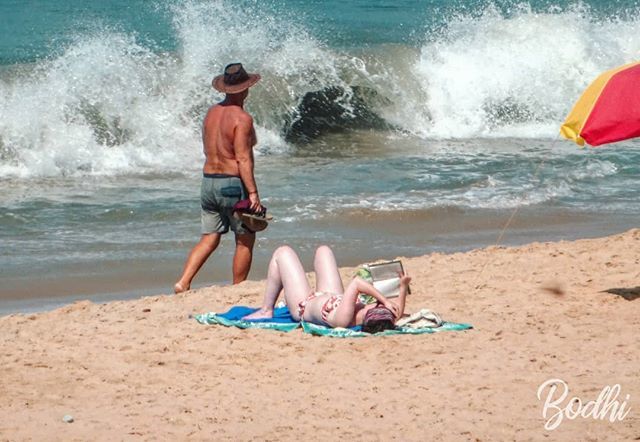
[313,245,344,294]
[243,246,311,320]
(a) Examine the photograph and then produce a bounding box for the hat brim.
[240,213,270,232]
[212,73,261,94]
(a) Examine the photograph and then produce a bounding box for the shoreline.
[3,212,639,315]
[0,229,638,439]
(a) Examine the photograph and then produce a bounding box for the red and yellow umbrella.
[561,61,640,146]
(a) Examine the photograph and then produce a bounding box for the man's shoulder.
[215,105,252,122]
[207,105,252,123]
[231,110,254,132]
[235,108,253,124]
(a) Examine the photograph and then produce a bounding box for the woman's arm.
[330,276,387,327]
[351,276,386,303]
[349,276,401,319]
[392,273,411,319]
[358,273,412,320]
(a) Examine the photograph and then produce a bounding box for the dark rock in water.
[283,86,392,144]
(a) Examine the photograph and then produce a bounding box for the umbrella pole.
[473,134,562,290]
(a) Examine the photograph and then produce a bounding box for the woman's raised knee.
[274,245,295,258]
[315,244,333,257]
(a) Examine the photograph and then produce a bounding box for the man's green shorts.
[200,173,250,235]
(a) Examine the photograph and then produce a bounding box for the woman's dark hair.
[362,305,396,334]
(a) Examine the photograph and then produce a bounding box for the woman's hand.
[392,271,410,320]
[398,271,411,287]
[383,300,401,319]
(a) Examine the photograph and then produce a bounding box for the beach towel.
[194,306,299,332]
[301,318,472,338]
[194,306,473,337]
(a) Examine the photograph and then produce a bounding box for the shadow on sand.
[603,287,640,301]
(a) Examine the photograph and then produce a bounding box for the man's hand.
[249,192,262,213]
[234,114,261,214]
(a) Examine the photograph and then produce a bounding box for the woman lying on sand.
[243,245,411,332]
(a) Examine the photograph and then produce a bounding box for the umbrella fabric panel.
[581,63,640,146]
[561,61,640,146]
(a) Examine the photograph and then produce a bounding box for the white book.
[364,260,410,298]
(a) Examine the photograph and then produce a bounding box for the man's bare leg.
[232,232,255,284]
[174,233,221,293]
[243,246,311,320]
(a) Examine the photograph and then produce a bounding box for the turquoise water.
[3,0,640,63]
[1,0,639,311]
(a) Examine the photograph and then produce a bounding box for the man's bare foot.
[174,282,189,294]
[242,308,274,321]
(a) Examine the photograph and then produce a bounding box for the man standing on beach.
[174,63,262,293]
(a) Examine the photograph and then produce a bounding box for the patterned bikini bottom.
[297,291,344,324]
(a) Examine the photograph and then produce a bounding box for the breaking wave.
[1,0,639,177]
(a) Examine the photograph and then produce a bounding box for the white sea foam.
[0,0,348,178]
[1,1,639,178]
[407,3,640,138]
[0,31,201,178]
[270,151,629,220]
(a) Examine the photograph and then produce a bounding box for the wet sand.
[0,229,638,440]
[2,205,638,315]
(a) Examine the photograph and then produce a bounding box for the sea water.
[1,0,639,312]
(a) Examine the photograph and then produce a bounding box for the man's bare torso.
[202,103,257,175]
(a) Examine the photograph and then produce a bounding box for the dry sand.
[1,229,639,441]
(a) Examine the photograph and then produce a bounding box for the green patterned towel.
[194,305,473,337]
[301,320,473,338]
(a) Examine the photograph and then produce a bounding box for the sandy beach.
[0,229,638,441]
[3,1,640,440]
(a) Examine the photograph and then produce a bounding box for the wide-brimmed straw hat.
[240,213,271,233]
[212,63,261,94]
